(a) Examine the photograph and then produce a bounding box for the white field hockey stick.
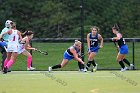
[4,46,7,52]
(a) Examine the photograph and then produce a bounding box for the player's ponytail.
[112,24,119,31]
[22,31,28,37]
[22,31,33,37]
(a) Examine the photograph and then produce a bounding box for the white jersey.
[18,43,25,54]
[18,37,28,54]
[7,29,19,52]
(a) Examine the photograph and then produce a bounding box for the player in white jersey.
[0,22,22,74]
[18,31,36,71]
[7,29,19,52]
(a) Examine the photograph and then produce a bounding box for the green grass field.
[0,42,140,70]
[0,71,140,93]
[14,42,140,70]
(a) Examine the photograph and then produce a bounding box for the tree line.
[0,0,139,38]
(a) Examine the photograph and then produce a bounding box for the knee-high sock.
[119,61,125,69]
[123,58,130,66]
[2,52,7,69]
[6,60,14,69]
[78,62,84,69]
[4,59,9,67]
[91,59,96,67]
[52,64,61,69]
[86,61,92,70]
[27,56,32,68]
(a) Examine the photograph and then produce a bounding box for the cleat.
[129,64,134,70]
[8,70,11,72]
[48,66,52,72]
[125,66,128,70]
[120,67,127,72]
[92,64,98,72]
[83,68,87,72]
[3,66,8,74]
[79,69,86,72]
[27,67,36,71]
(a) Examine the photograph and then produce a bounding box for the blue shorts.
[63,51,74,60]
[0,41,7,48]
[0,42,7,53]
[89,46,100,53]
[120,45,128,54]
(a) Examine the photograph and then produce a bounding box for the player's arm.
[18,31,22,41]
[98,34,103,48]
[70,48,84,64]
[0,29,5,36]
[112,33,121,49]
[0,30,11,39]
[26,42,36,51]
[112,33,122,41]
[87,33,90,52]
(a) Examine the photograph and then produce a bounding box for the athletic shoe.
[8,70,11,72]
[83,68,87,72]
[92,64,98,72]
[79,69,86,72]
[120,67,127,72]
[129,64,134,70]
[48,66,52,72]
[125,66,128,70]
[27,67,36,71]
[3,66,8,74]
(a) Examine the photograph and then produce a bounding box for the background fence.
[0,38,140,71]
[29,38,140,70]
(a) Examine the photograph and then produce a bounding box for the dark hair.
[112,24,120,31]
[11,22,16,28]
[22,31,33,37]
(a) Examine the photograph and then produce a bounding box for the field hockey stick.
[19,41,26,44]
[35,49,48,55]
[4,46,7,52]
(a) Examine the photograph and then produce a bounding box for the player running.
[84,26,103,72]
[0,22,22,74]
[18,31,36,71]
[112,26,134,72]
[48,40,85,72]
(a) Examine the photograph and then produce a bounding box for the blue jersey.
[89,33,98,47]
[0,41,7,48]
[64,46,80,60]
[117,33,128,54]
[66,46,80,56]
[117,36,126,47]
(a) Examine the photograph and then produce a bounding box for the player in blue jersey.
[0,20,12,71]
[48,40,85,72]
[112,26,133,72]
[84,26,103,72]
